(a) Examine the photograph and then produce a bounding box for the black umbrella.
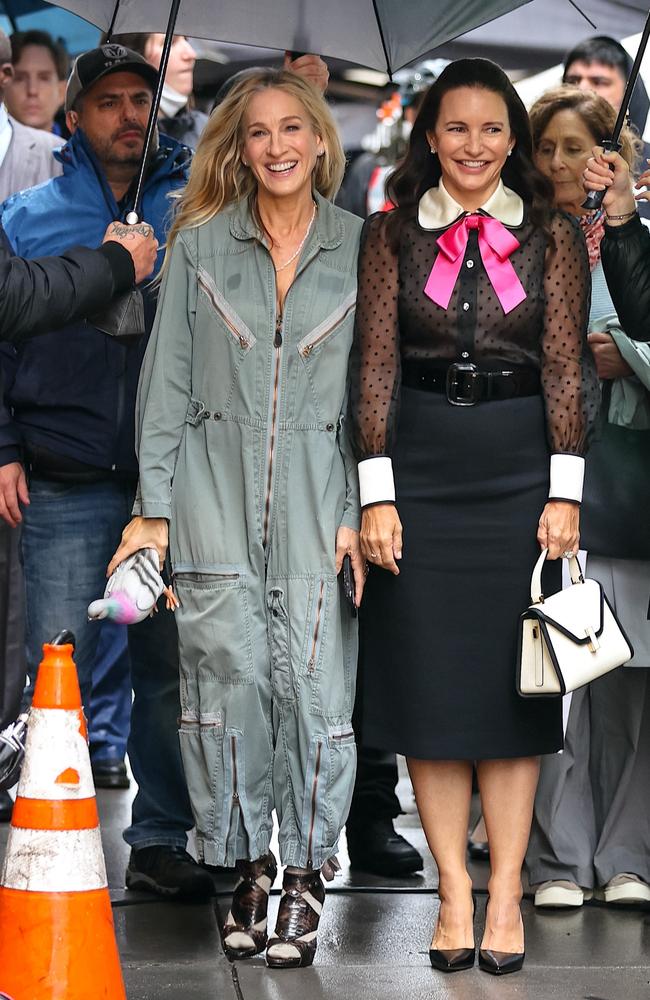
[45,0,650,323]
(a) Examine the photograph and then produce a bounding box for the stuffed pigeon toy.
[88,547,165,624]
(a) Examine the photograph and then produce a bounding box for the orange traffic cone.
[0,640,126,999]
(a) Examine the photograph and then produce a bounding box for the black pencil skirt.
[359,387,563,761]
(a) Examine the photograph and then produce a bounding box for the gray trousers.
[0,522,26,730]
[527,666,650,888]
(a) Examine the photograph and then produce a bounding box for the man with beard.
[0,44,214,897]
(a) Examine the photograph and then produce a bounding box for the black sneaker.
[91,759,130,789]
[126,846,216,900]
[347,817,424,877]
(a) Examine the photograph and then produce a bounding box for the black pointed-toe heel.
[429,895,475,972]
[429,947,475,972]
[478,949,525,975]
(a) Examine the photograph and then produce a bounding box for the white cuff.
[549,454,585,503]
[358,457,395,507]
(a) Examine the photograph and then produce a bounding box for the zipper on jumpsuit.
[306,741,322,868]
[307,581,325,673]
[226,733,242,855]
[262,309,284,551]
[259,243,325,867]
[299,299,357,357]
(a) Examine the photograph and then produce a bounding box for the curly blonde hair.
[165,69,345,254]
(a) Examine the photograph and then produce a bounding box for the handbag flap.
[527,579,604,644]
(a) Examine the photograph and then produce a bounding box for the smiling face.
[534,109,596,214]
[6,43,64,130]
[427,86,514,210]
[242,87,324,203]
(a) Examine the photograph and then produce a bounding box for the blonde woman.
[109,70,365,969]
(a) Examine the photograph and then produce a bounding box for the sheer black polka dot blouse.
[349,180,600,507]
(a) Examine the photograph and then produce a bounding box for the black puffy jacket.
[0,227,134,346]
[601,215,650,342]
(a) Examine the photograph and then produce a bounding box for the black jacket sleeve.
[600,215,650,342]
[0,226,135,345]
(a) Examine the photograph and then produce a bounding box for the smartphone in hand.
[341,553,357,617]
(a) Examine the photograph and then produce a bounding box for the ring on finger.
[563,550,575,558]
[369,550,378,558]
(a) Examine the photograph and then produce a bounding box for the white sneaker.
[534,880,593,908]
[595,873,650,905]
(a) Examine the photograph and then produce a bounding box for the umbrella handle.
[581,138,622,213]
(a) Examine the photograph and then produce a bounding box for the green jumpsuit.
[134,193,362,868]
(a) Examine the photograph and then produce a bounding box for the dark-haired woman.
[350,59,599,975]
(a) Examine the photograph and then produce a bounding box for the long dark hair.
[385,58,555,250]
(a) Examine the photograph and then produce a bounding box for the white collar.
[418,178,524,230]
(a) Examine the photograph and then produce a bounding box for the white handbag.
[517,549,634,697]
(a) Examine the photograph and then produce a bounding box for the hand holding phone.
[341,553,358,617]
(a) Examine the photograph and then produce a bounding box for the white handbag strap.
[530,548,584,604]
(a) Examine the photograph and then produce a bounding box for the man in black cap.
[0,44,213,898]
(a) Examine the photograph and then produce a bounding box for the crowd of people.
[0,21,648,978]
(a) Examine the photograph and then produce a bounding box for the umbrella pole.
[105,0,122,41]
[582,7,650,211]
[125,0,182,224]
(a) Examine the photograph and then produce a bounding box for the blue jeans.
[21,477,193,849]
[89,621,131,763]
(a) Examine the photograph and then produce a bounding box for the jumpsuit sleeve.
[337,384,361,531]
[133,232,196,519]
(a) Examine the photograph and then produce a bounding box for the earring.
[430,146,437,155]
[507,148,513,156]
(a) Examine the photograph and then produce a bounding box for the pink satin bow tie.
[424,214,526,315]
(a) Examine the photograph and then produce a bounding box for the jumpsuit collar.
[229,190,344,252]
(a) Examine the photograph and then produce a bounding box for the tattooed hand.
[102,220,159,284]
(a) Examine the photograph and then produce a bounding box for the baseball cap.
[65,43,159,112]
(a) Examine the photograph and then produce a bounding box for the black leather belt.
[401,360,541,406]
[25,444,136,485]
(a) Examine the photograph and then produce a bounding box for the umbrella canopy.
[16,0,537,74]
[444,0,649,70]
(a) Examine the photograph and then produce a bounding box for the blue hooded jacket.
[0,128,191,473]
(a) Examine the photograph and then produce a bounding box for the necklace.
[273,203,316,272]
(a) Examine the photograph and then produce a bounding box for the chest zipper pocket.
[298,291,357,359]
[197,266,256,352]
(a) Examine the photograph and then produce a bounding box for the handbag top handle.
[530,548,584,605]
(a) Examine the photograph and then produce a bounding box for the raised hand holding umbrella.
[583,7,650,211]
